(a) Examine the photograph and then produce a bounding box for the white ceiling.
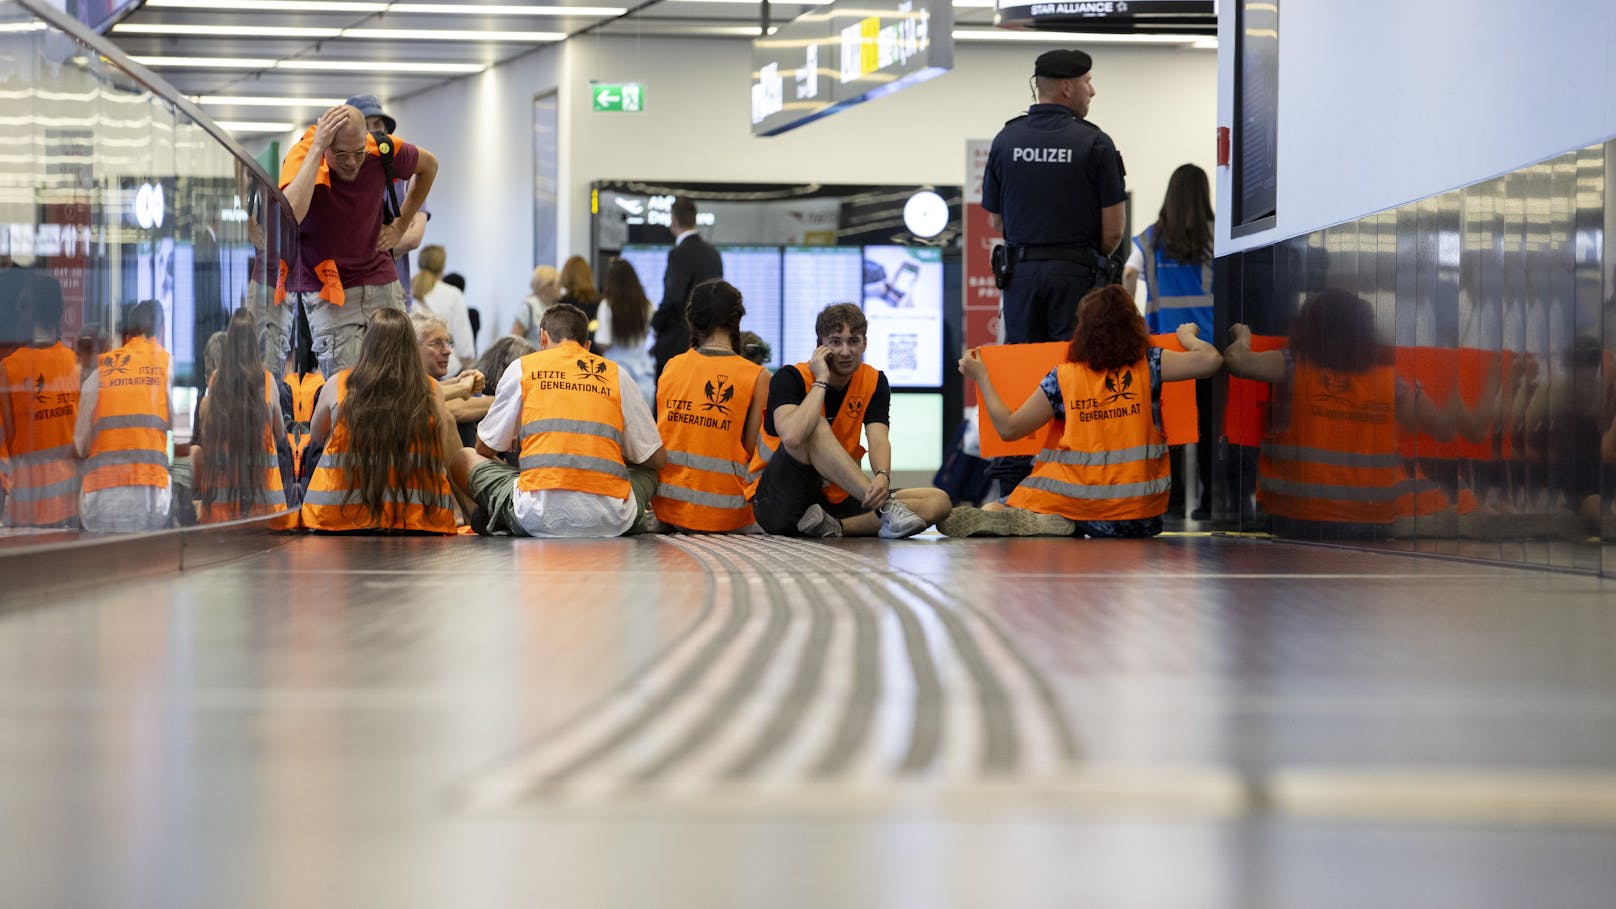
[102,0,1207,138]
[105,0,965,134]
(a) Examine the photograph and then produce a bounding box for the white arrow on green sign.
[592,83,646,113]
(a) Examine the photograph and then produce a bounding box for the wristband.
[811,380,828,390]
[873,469,889,479]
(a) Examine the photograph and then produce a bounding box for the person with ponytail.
[652,279,769,532]
[192,307,294,527]
[409,244,475,376]
[300,307,468,534]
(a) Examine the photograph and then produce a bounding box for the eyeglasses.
[424,338,453,351]
[329,147,366,162]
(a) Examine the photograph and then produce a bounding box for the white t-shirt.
[478,358,662,537]
[414,282,476,376]
[1124,240,1148,316]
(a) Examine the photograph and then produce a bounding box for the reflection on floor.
[3,534,1615,907]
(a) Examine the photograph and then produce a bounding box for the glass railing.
[0,0,298,543]
[1215,140,1616,575]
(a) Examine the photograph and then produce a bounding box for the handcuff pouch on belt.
[999,244,1119,290]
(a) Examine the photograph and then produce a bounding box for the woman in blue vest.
[1124,163,1215,521]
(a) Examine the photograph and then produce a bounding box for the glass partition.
[0,0,297,542]
[1216,141,1616,575]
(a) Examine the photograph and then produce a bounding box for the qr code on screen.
[888,334,918,373]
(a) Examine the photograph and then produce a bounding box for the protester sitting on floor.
[192,308,294,526]
[1,272,79,528]
[412,312,488,444]
[75,299,172,533]
[454,303,665,538]
[748,302,952,538]
[944,284,1222,538]
[300,308,467,534]
[652,280,769,533]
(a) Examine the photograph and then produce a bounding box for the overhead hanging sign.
[592,82,646,113]
[751,0,953,137]
[994,0,1216,31]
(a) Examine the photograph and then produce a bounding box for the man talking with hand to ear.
[747,303,953,538]
[280,104,439,377]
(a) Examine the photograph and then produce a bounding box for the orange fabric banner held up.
[1224,334,1287,447]
[974,339,1198,458]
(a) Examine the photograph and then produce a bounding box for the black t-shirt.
[982,104,1126,248]
[763,366,891,438]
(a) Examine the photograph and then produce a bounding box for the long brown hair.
[198,307,272,516]
[603,258,651,344]
[1068,285,1150,372]
[559,255,600,306]
[338,308,447,520]
[1153,163,1214,266]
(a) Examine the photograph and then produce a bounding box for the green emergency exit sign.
[592,83,645,113]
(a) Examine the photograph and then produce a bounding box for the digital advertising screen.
[781,246,863,367]
[860,245,943,387]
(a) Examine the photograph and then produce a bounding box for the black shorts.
[751,450,869,535]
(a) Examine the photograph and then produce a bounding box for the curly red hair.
[1068,285,1149,372]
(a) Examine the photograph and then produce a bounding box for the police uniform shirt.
[982,103,1126,248]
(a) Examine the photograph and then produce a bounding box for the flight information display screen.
[616,243,944,387]
[720,247,784,368]
[782,246,863,367]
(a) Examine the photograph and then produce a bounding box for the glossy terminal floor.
[4,532,1616,908]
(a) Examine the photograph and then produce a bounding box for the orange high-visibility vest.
[1256,362,1403,524]
[299,370,457,533]
[653,349,765,531]
[197,370,291,528]
[516,341,631,498]
[285,370,326,478]
[1,342,80,526]
[82,336,170,495]
[746,363,878,502]
[1006,358,1171,521]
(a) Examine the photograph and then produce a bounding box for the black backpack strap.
[371,129,401,224]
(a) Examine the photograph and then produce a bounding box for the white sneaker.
[877,499,928,539]
[796,504,843,538]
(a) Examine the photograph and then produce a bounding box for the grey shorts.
[294,282,406,378]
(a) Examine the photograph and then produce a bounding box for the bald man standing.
[280,104,439,376]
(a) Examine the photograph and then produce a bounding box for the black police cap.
[1034,49,1092,79]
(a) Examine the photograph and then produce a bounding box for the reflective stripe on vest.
[83,336,169,494]
[1256,362,1401,524]
[654,349,764,532]
[746,362,877,504]
[1006,359,1170,521]
[2,343,79,524]
[298,369,458,533]
[515,342,630,498]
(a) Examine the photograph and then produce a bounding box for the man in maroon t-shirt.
[279,104,439,376]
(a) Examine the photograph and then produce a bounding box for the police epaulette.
[1004,113,1029,126]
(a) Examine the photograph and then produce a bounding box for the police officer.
[983,48,1127,345]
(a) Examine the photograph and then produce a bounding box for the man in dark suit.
[650,196,722,377]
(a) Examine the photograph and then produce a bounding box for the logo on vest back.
[1314,372,1354,405]
[575,358,608,383]
[1102,369,1136,404]
[702,375,735,415]
[102,352,132,375]
[33,375,47,404]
